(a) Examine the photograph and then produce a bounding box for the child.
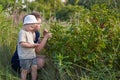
[17,15,39,80]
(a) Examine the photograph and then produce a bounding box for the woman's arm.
[35,32,52,53]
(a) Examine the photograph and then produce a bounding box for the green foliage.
[67,0,120,10]
[45,4,120,79]
[56,5,87,21]
[0,0,15,10]
[28,0,65,19]
[0,5,3,12]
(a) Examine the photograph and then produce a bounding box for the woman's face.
[34,18,41,31]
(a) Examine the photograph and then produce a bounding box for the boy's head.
[23,13,41,31]
[30,12,42,31]
[23,15,39,31]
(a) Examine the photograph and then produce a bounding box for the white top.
[17,29,36,59]
[23,15,38,25]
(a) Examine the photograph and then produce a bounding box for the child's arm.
[20,42,39,48]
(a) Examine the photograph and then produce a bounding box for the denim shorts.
[20,58,37,70]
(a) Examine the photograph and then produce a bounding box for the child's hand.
[34,43,39,47]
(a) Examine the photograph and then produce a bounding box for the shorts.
[20,58,37,70]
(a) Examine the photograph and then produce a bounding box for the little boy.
[17,15,39,80]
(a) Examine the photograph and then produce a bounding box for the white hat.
[23,15,38,25]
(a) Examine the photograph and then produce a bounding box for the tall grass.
[0,11,20,79]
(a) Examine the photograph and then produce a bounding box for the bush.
[45,4,120,79]
[56,5,86,21]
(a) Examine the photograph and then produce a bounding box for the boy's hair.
[30,12,41,20]
[23,12,41,22]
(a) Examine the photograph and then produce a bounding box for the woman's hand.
[44,32,52,39]
[43,29,48,37]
